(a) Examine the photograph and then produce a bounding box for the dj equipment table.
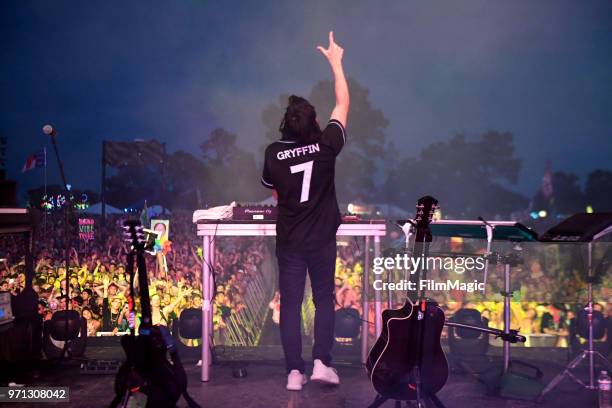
[194,220,386,382]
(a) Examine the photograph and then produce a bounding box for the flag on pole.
[140,200,149,228]
[22,148,46,173]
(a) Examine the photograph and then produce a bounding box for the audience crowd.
[329,238,611,347]
[0,210,609,350]
[0,210,267,341]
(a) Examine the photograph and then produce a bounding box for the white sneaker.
[286,369,307,391]
[310,359,340,385]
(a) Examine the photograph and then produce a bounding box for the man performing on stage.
[261,31,349,391]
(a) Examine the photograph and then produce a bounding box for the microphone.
[42,124,56,137]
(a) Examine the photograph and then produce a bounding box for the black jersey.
[261,120,346,249]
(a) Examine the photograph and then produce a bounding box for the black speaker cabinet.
[0,180,17,207]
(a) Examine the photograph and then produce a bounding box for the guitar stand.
[368,391,446,408]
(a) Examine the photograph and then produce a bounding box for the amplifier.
[232,205,278,221]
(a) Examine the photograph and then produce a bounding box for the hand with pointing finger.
[317,31,344,68]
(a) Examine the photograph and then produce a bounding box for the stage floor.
[7,345,602,408]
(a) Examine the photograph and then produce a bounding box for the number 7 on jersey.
[290,161,313,203]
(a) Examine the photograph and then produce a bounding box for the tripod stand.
[538,241,612,399]
[43,124,84,362]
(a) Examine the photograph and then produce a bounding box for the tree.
[384,132,527,218]
[585,170,612,212]
[261,94,290,145]
[261,78,389,202]
[105,151,205,211]
[532,171,586,216]
[200,128,259,204]
[163,150,207,209]
[552,172,585,215]
[101,129,261,210]
[105,164,162,209]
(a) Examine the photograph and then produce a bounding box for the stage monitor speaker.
[334,308,360,338]
[478,361,544,401]
[0,180,16,207]
[178,308,202,340]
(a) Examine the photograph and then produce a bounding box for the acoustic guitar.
[366,196,449,402]
[110,220,198,408]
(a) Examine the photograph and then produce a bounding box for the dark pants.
[276,240,336,374]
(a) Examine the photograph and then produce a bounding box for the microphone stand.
[49,133,71,310]
[48,130,74,359]
[445,321,526,343]
[477,216,495,295]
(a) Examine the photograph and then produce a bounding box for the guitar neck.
[406,227,432,303]
[404,195,438,305]
[136,250,152,326]
[126,251,136,335]
[123,220,154,331]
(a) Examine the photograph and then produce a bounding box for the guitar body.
[114,328,185,407]
[366,300,449,401]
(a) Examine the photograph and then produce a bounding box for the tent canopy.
[83,202,123,215]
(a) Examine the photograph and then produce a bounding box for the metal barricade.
[220,244,276,346]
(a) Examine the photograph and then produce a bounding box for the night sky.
[1,1,611,200]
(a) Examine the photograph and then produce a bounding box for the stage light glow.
[538,210,547,218]
[586,205,593,214]
[530,211,539,219]
[347,203,354,213]
[433,209,442,221]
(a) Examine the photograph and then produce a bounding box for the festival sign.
[150,219,169,242]
[78,218,95,241]
[150,219,172,255]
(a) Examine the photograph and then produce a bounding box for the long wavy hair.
[279,95,322,144]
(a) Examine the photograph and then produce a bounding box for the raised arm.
[317,31,349,127]
[93,284,104,298]
[71,247,80,266]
